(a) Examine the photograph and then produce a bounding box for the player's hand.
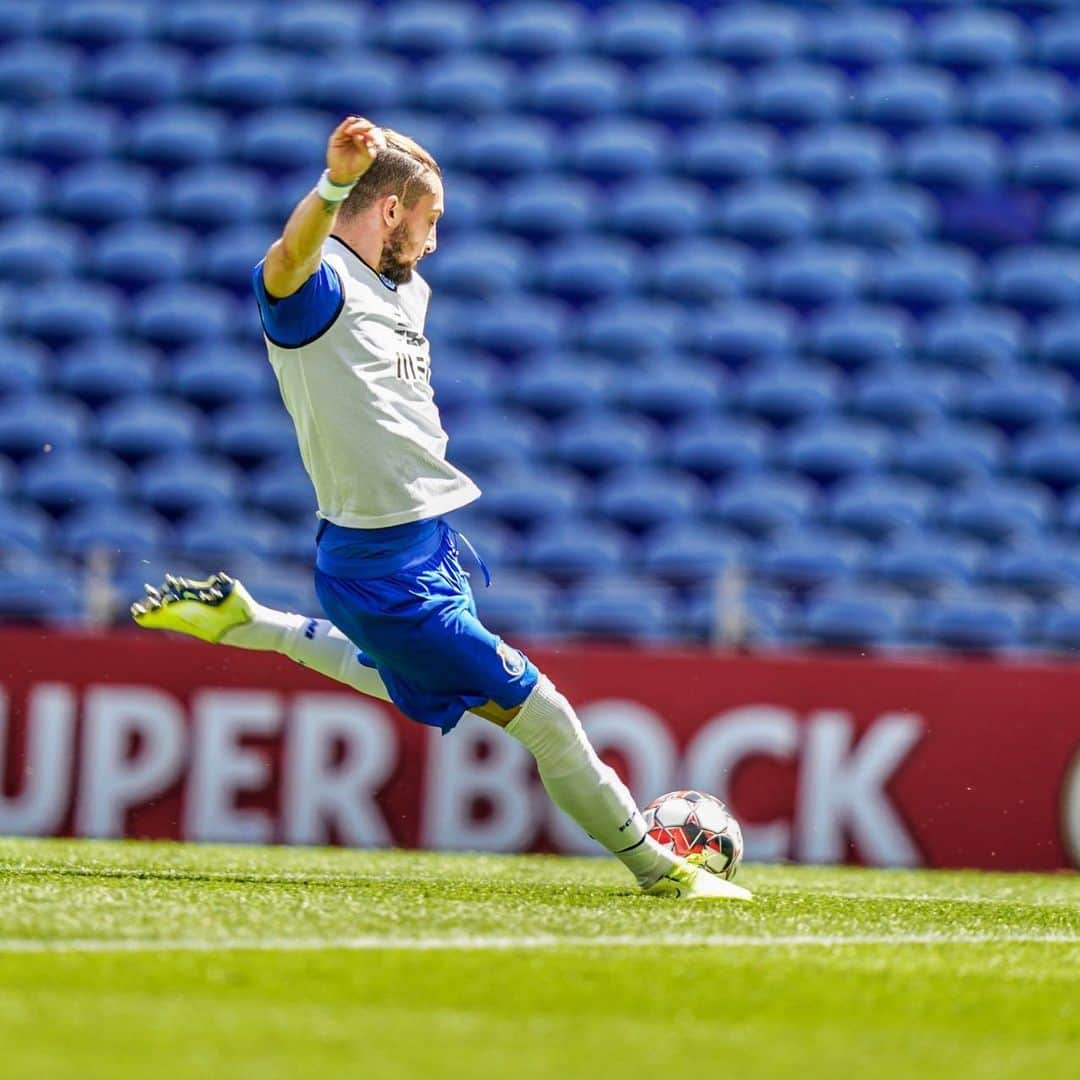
[326,116,385,186]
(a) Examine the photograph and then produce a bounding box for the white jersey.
[263,236,480,529]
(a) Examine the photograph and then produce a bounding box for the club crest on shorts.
[497,641,526,677]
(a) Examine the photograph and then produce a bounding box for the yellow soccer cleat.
[644,859,753,901]
[130,572,255,644]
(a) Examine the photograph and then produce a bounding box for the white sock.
[221,604,391,702]
[506,675,679,889]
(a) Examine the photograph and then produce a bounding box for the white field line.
[0,932,1077,954]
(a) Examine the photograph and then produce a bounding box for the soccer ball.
[643,790,744,880]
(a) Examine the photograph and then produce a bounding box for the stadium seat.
[55,163,154,226]
[0,564,81,626]
[446,407,548,476]
[778,420,893,485]
[713,472,819,539]
[0,499,53,554]
[158,3,261,52]
[170,343,276,411]
[1013,132,1080,194]
[752,527,869,591]
[131,284,235,347]
[1014,426,1080,491]
[0,394,91,459]
[594,466,707,531]
[705,5,809,67]
[418,54,515,116]
[982,542,1080,599]
[635,61,736,125]
[577,299,679,359]
[718,182,822,247]
[811,8,913,71]
[379,2,475,56]
[14,102,119,165]
[177,506,300,562]
[807,303,913,370]
[0,1,44,43]
[683,301,797,365]
[264,4,366,53]
[495,175,594,239]
[550,411,661,477]
[135,452,242,518]
[471,570,558,640]
[211,402,297,465]
[686,581,794,646]
[800,584,914,649]
[91,221,194,290]
[0,160,46,219]
[534,237,642,301]
[0,336,47,397]
[1037,14,1080,78]
[297,51,409,113]
[761,244,871,310]
[204,224,277,292]
[988,248,1080,315]
[867,531,983,594]
[602,178,709,241]
[163,166,268,228]
[484,2,583,60]
[87,43,190,107]
[736,362,840,426]
[681,123,781,186]
[612,365,727,423]
[128,106,230,168]
[98,396,205,463]
[922,305,1024,370]
[744,63,846,128]
[238,109,333,170]
[788,125,893,190]
[456,117,557,178]
[969,70,1067,135]
[849,370,947,429]
[569,119,671,179]
[912,594,1026,653]
[828,183,938,248]
[649,239,755,303]
[1044,193,1080,247]
[873,246,978,312]
[594,3,698,62]
[247,454,315,521]
[893,422,1004,486]
[20,449,131,514]
[937,480,1053,543]
[826,475,937,539]
[0,42,82,103]
[0,218,82,282]
[1035,608,1080,652]
[523,57,627,121]
[478,463,587,528]
[502,355,610,419]
[46,0,152,46]
[901,128,1004,192]
[955,372,1069,433]
[1034,311,1080,375]
[858,65,958,131]
[16,280,124,344]
[197,47,302,109]
[452,295,567,357]
[563,576,678,643]
[521,519,632,580]
[55,339,159,407]
[666,417,770,481]
[430,347,502,414]
[923,10,1026,75]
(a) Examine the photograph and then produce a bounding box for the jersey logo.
[497,641,527,677]
[395,323,431,383]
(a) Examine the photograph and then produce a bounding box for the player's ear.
[382,194,401,228]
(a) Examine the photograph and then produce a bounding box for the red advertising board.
[1,628,1078,872]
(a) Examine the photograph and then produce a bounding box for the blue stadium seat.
[500,355,608,419]
[418,54,514,116]
[534,237,642,301]
[249,456,316,521]
[778,420,893,485]
[638,522,747,583]
[87,44,189,106]
[0,1,44,42]
[0,160,46,219]
[92,221,193,289]
[811,8,913,71]
[789,125,893,190]
[204,224,276,292]
[1034,608,1080,652]
[20,449,131,514]
[264,4,365,53]
[131,284,235,347]
[912,594,1026,653]
[828,183,938,248]
[635,61,736,125]
[379,2,475,56]
[569,119,671,179]
[483,2,583,60]
[1037,14,1080,78]
[649,239,754,303]
[170,342,276,411]
[447,407,547,476]
[297,51,408,113]
[1034,311,1080,375]
[956,372,1069,433]
[873,246,978,312]
[0,218,82,282]
[0,564,80,626]
[55,339,159,406]
[563,576,678,643]
[0,454,14,497]
[858,65,958,131]
[666,417,771,481]
[937,480,1053,543]
[178,506,300,562]
[612,365,727,423]
[1064,489,1080,532]
[762,244,871,310]
[98,396,205,463]
[15,102,119,167]
[0,336,47,397]
[1015,426,1080,491]
[457,117,557,178]
[136,452,242,518]
[212,402,296,465]
[16,280,124,344]
[159,3,262,52]
[577,299,679,358]
[471,570,558,640]
[197,47,302,109]
[807,303,913,369]
[718,181,822,247]
[867,531,983,594]
[982,542,1080,599]
[59,503,164,560]
[453,295,567,356]
[495,175,593,239]
[478,463,586,528]
[849,370,947,429]
[238,109,332,170]
[433,173,494,236]
[923,10,1026,75]
[0,42,82,103]
[602,178,709,241]
[751,527,869,590]
[744,63,846,128]
[595,466,707,531]
[594,3,698,62]
[901,127,1003,192]
[550,411,661,476]
[970,69,1067,135]
[163,166,268,227]
[683,301,797,365]
[128,106,230,168]
[988,248,1080,315]
[705,5,809,67]
[801,584,914,649]
[523,57,627,121]
[681,123,781,186]
[0,499,53,554]
[686,582,794,646]
[521,519,631,580]
[922,305,1023,370]
[736,361,840,426]
[826,475,937,539]
[1044,192,1080,246]
[56,163,154,226]
[0,394,91,459]
[429,347,502,414]
[1013,132,1080,194]
[46,0,152,46]
[893,422,1004,485]
[712,472,819,539]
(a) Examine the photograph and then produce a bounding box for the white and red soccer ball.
[644,790,744,880]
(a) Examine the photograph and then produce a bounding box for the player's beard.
[378,221,418,285]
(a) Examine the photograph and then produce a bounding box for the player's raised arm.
[261,116,386,299]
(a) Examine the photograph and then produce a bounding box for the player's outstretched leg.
[131,573,391,702]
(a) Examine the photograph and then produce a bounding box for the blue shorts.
[313,518,539,734]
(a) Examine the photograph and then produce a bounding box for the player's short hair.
[337,129,441,220]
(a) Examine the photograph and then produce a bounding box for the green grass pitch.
[0,839,1077,1080]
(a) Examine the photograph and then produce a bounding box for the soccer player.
[133,117,750,902]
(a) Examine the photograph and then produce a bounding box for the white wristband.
[317,169,357,203]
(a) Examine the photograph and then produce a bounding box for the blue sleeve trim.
[252,259,344,349]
